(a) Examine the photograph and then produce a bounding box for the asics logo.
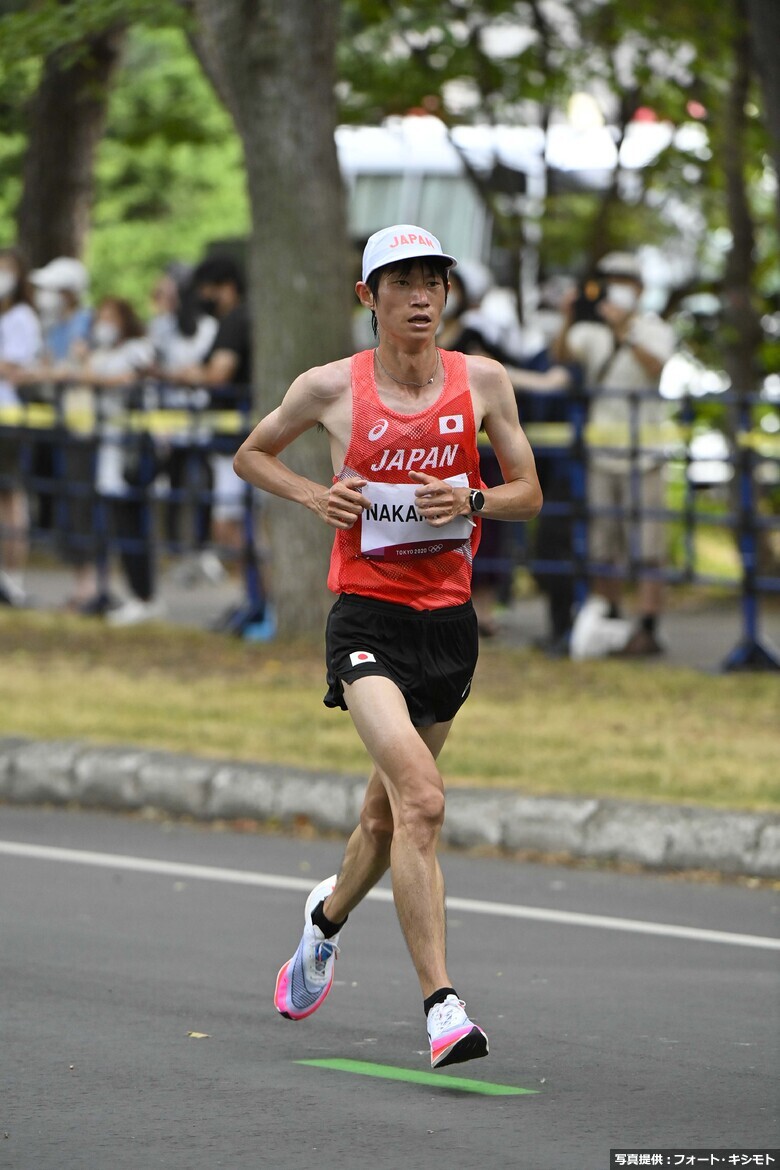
[368,419,389,441]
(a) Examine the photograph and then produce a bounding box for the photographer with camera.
[553,252,676,656]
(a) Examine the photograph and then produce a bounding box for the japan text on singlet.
[327,347,483,610]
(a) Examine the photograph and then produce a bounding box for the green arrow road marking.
[296,1058,539,1096]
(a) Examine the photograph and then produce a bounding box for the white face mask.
[35,287,64,317]
[605,283,639,312]
[0,270,17,300]
[93,321,120,349]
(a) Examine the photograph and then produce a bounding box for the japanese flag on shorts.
[349,650,377,667]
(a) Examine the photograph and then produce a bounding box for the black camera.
[572,278,606,323]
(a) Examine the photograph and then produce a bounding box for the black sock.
[607,602,622,620]
[310,898,347,939]
[424,986,459,1017]
[640,614,657,635]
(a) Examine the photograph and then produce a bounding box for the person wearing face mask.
[24,258,92,541]
[436,262,511,636]
[167,255,252,576]
[146,265,219,576]
[553,252,676,656]
[0,247,41,606]
[439,265,581,649]
[55,296,159,624]
[29,257,92,364]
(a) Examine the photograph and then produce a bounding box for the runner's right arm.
[233,365,369,530]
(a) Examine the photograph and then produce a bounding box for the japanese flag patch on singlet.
[360,473,472,561]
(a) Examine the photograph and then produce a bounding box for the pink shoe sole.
[274,958,335,1021]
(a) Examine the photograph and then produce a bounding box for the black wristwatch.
[469,489,485,514]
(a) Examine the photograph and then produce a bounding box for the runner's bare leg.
[325,714,451,923]
[324,769,394,920]
[328,675,454,997]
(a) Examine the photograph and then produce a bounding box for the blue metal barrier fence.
[0,380,778,669]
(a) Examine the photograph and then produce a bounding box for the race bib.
[361,474,472,561]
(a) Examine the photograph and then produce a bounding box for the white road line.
[1,839,778,951]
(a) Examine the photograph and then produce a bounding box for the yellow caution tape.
[1,407,776,457]
[0,406,251,437]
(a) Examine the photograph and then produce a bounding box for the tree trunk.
[191,0,353,639]
[745,0,780,226]
[721,0,763,403]
[718,0,775,570]
[16,26,126,266]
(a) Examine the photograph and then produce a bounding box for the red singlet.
[327,348,483,610]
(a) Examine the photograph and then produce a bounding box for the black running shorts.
[324,593,479,728]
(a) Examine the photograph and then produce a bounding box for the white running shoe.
[427,995,489,1068]
[274,875,340,1021]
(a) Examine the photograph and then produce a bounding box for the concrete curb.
[0,736,778,878]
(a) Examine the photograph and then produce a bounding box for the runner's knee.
[396,769,445,843]
[360,799,394,851]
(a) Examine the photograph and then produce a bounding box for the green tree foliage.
[0,0,777,342]
[0,3,249,311]
[338,0,777,380]
[88,27,249,308]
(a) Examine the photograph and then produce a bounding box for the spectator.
[507,359,581,655]
[553,252,676,655]
[27,258,92,537]
[0,247,41,606]
[147,264,219,574]
[167,255,252,566]
[148,264,217,371]
[29,256,92,363]
[440,265,580,648]
[502,281,582,655]
[437,262,509,635]
[71,297,160,625]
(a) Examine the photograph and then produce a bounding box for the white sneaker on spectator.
[106,598,166,627]
[570,596,632,660]
[197,550,228,584]
[0,571,29,607]
[168,550,227,588]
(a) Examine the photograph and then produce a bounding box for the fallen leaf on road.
[187,1031,210,1039]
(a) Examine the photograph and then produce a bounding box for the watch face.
[471,489,485,513]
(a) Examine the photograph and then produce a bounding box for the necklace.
[374,349,439,388]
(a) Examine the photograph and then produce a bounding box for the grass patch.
[1,610,777,812]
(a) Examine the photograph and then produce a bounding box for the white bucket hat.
[361,224,457,283]
[595,252,642,281]
[30,256,89,294]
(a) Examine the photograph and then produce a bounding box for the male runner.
[233,224,542,1068]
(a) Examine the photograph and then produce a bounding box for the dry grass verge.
[1,610,777,811]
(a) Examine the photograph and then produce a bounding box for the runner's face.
[375,262,448,343]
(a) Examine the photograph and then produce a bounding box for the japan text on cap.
[362,225,457,283]
[30,257,90,294]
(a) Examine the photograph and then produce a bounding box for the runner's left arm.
[411,356,542,525]
[474,356,543,520]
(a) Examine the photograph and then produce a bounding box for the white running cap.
[361,224,457,283]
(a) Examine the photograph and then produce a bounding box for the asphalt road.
[1,806,778,1170]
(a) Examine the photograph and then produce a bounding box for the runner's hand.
[409,470,469,526]
[320,476,370,529]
